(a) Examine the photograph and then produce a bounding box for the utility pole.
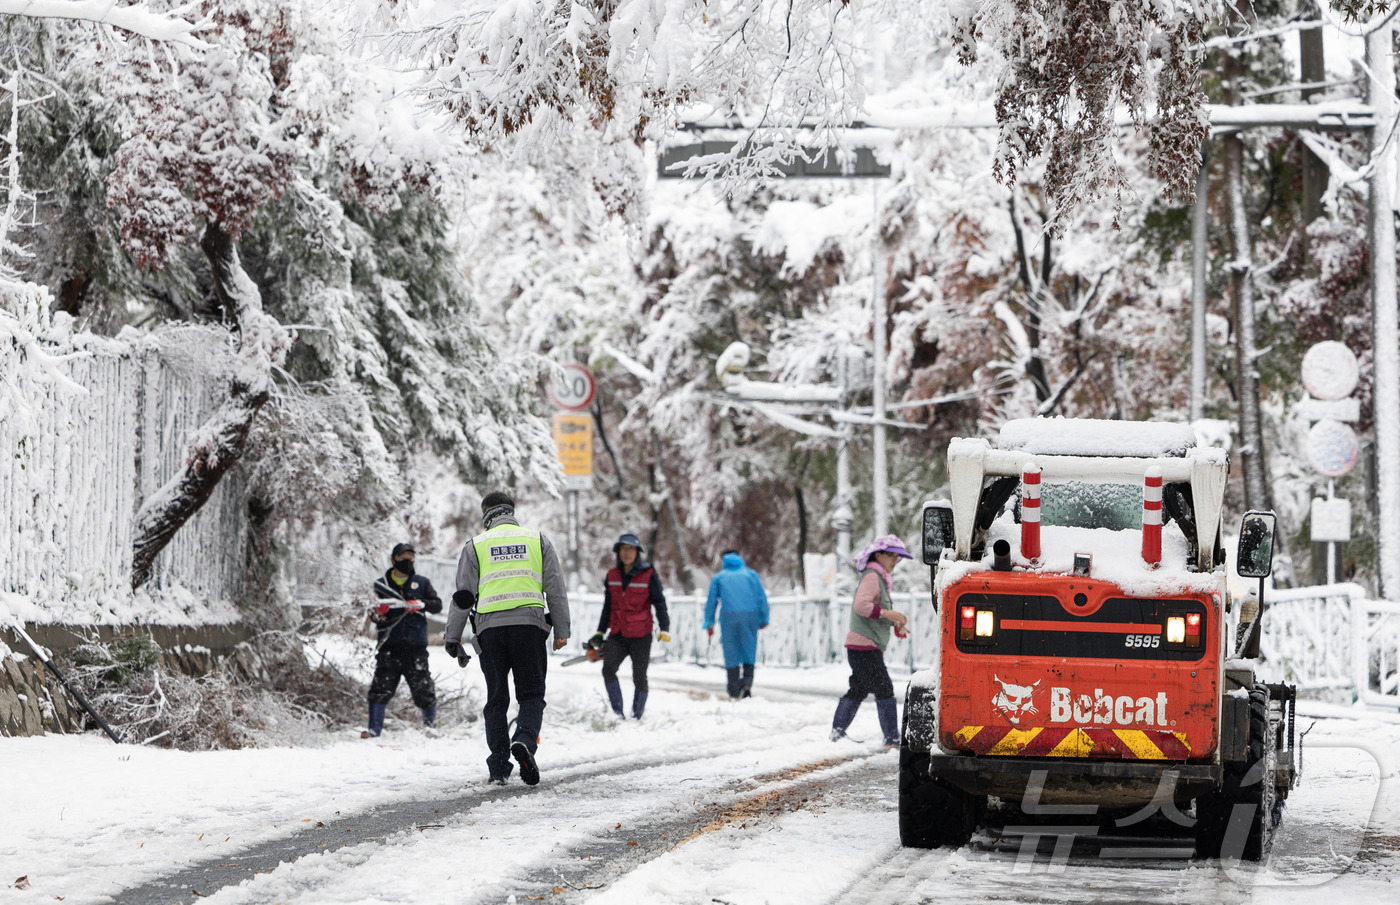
[1190,139,1210,423]
[871,181,888,537]
[1366,18,1400,599]
[1300,2,1327,238]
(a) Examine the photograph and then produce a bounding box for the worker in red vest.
[590,532,670,719]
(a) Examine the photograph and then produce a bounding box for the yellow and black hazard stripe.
[951,726,1192,759]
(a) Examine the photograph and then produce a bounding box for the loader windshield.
[1037,481,1140,531]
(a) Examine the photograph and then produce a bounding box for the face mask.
[394,559,415,577]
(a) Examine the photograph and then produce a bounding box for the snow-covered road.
[2,651,1398,905]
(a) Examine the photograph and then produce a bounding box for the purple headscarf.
[854,534,913,572]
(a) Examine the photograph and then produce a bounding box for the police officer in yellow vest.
[445,491,570,785]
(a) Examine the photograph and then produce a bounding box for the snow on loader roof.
[996,417,1197,458]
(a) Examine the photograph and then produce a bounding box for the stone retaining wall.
[0,623,255,739]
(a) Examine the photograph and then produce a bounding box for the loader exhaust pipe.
[993,539,1013,572]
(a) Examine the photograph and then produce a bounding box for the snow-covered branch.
[1,0,208,48]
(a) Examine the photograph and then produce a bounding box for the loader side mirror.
[1236,510,1276,579]
[922,501,955,566]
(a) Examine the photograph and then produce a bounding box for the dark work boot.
[876,696,900,747]
[421,706,438,732]
[726,667,742,699]
[511,740,540,786]
[604,680,626,718]
[362,702,386,739]
[740,663,755,698]
[631,690,648,720]
[830,697,861,742]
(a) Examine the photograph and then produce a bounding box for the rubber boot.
[421,706,437,729]
[740,663,755,698]
[830,697,860,741]
[876,697,900,747]
[604,680,627,718]
[362,701,386,739]
[631,690,648,720]
[726,667,742,699]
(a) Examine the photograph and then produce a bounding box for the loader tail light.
[958,605,994,643]
[1165,613,1203,648]
[1185,612,1201,648]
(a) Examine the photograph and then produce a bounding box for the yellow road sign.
[552,413,594,477]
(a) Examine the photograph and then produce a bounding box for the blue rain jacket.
[704,553,770,667]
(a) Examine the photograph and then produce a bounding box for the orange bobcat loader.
[900,418,1297,860]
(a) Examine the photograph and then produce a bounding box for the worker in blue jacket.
[703,550,769,699]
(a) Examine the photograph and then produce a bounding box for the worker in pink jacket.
[830,535,910,746]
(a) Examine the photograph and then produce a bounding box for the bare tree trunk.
[1009,194,1051,403]
[1224,132,1269,512]
[130,223,290,590]
[649,428,696,593]
[591,396,627,500]
[1221,23,1270,516]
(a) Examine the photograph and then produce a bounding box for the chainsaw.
[562,635,606,666]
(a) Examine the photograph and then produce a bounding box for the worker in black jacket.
[364,543,442,738]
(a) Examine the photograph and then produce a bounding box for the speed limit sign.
[547,363,597,411]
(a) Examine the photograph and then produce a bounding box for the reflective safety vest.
[472,525,546,614]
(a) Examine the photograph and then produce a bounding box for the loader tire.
[1195,686,1279,860]
[899,746,982,848]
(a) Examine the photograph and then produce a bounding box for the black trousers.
[478,624,549,779]
[600,634,652,692]
[368,646,436,710]
[841,648,894,702]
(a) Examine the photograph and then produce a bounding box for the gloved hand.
[589,632,605,648]
[375,603,390,616]
[444,640,471,667]
[658,632,671,643]
[404,600,424,613]
[706,626,714,638]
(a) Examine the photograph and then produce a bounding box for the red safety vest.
[606,566,655,637]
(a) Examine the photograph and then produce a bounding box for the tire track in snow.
[821,819,1251,905]
[462,753,894,905]
[104,732,868,905]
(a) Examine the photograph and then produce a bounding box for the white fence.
[1,329,246,610]
[564,591,942,672]
[1255,583,1400,707]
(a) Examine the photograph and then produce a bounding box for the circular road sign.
[548,363,597,411]
[1301,341,1360,401]
[1306,418,1360,477]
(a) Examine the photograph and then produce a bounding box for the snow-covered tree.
[5,1,559,597]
